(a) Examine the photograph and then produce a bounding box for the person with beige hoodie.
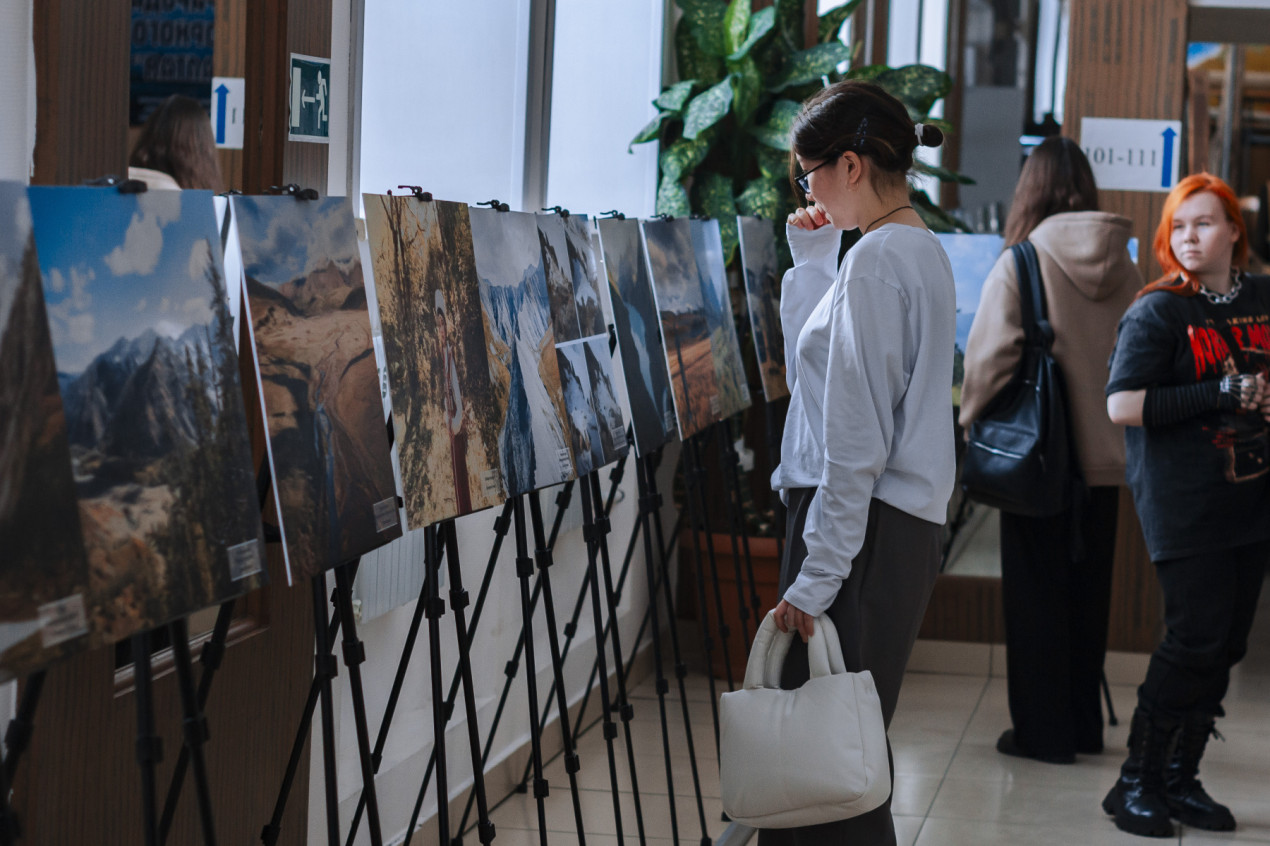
[960,137,1143,764]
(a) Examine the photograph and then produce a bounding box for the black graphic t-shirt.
[1107,274,1270,561]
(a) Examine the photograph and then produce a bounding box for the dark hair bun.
[915,123,944,148]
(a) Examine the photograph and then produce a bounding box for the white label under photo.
[227,539,264,581]
[1079,117,1182,193]
[373,497,400,533]
[38,595,89,648]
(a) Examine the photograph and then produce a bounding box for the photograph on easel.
[234,195,401,581]
[28,187,267,643]
[363,195,506,529]
[0,183,93,680]
[934,233,1005,406]
[469,207,575,496]
[582,334,628,467]
[596,217,676,457]
[562,214,607,338]
[641,217,719,440]
[692,217,751,420]
[737,216,789,402]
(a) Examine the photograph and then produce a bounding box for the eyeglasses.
[794,155,838,194]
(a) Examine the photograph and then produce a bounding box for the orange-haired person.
[1103,174,1270,838]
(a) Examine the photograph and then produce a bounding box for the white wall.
[324,3,673,843]
[0,0,35,182]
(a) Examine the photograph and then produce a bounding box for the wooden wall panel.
[1065,0,1185,651]
[32,0,129,185]
[283,0,332,193]
[215,0,248,191]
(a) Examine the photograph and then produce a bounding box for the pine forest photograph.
[234,196,401,580]
[692,218,750,421]
[597,218,676,456]
[28,187,266,643]
[470,207,574,495]
[738,216,789,402]
[642,218,719,440]
[0,184,93,679]
[363,195,505,528]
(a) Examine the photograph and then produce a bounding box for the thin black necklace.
[864,204,912,233]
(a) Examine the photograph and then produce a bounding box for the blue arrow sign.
[214,83,229,145]
[1161,127,1177,189]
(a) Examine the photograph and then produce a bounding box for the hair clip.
[854,116,869,147]
[914,122,925,145]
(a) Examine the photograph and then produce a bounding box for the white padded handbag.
[719,611,891,828]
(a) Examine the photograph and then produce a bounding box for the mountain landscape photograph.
[234,196,401,580]
[738,216,789,402]
[557,340,599,477]
[597,218,676,456]
[642,218,719,440]
[692,218,750,421]
[583,335,628,467]
[363,195,505,528]
[936,233,1003,405]
[28,187,266,643]
[563,215,606,337]
[0,183,93,679]
[469,207,575,496]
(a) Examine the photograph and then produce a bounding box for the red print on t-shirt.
[1188,325,1231,379]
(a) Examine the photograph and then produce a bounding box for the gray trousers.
[757,488,942,846]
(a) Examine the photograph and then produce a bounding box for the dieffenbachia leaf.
[676,16,725,86]
[678,0,728,57]
[768,41,852,91]
[748,99,802,150]
[914,160,975,185]
[736,177,787,220]
[875,64,952,117]
[656,174,692,218]
[659,129,716,182]
[683,76,735,140]
[727,7,776,61]
[756,144,792,180]
[818,0,865,43]
[774,0,804,51]
[845,63,888,81]
[693,172,740,261]
[728,56,762,126]
[723,0,751,56]
[655,79,698,113]
[629,113,668,151]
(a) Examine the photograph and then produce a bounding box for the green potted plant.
[635,0,972,679]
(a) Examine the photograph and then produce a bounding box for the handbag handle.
[743,611,847,690]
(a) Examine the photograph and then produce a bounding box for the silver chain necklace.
[1199,272,1242,305]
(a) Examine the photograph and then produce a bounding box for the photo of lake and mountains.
[362,194,505,529]
[597,217,676,457]
[28,186,266,643]
[235,196,401,581]
[0,183,93,680]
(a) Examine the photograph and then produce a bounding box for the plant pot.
[677,530,783,683]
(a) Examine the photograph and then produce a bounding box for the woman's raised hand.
[787,204,830,231]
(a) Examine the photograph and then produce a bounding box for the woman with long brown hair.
[129,95,224,192]
[1103,173,1270,838]
[961,136,1141,765]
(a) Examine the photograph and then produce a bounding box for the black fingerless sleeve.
[1141,379,1237,427]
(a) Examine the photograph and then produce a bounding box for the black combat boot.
[1102,707,1176,838]
[1165,711,1236,831]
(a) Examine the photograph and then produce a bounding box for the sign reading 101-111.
[1079,117,1182,193]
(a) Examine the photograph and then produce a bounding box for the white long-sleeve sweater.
[772,222,957,617]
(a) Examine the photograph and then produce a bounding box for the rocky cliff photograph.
[597,218,676,457]
[28,186,266,642]
[363,195,505,529]
[234,196,401,580]
[469,207,575,496]
[738,215,789,403]
[0,183,93,679]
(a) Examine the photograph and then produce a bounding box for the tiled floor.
[486,572,1270,845]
